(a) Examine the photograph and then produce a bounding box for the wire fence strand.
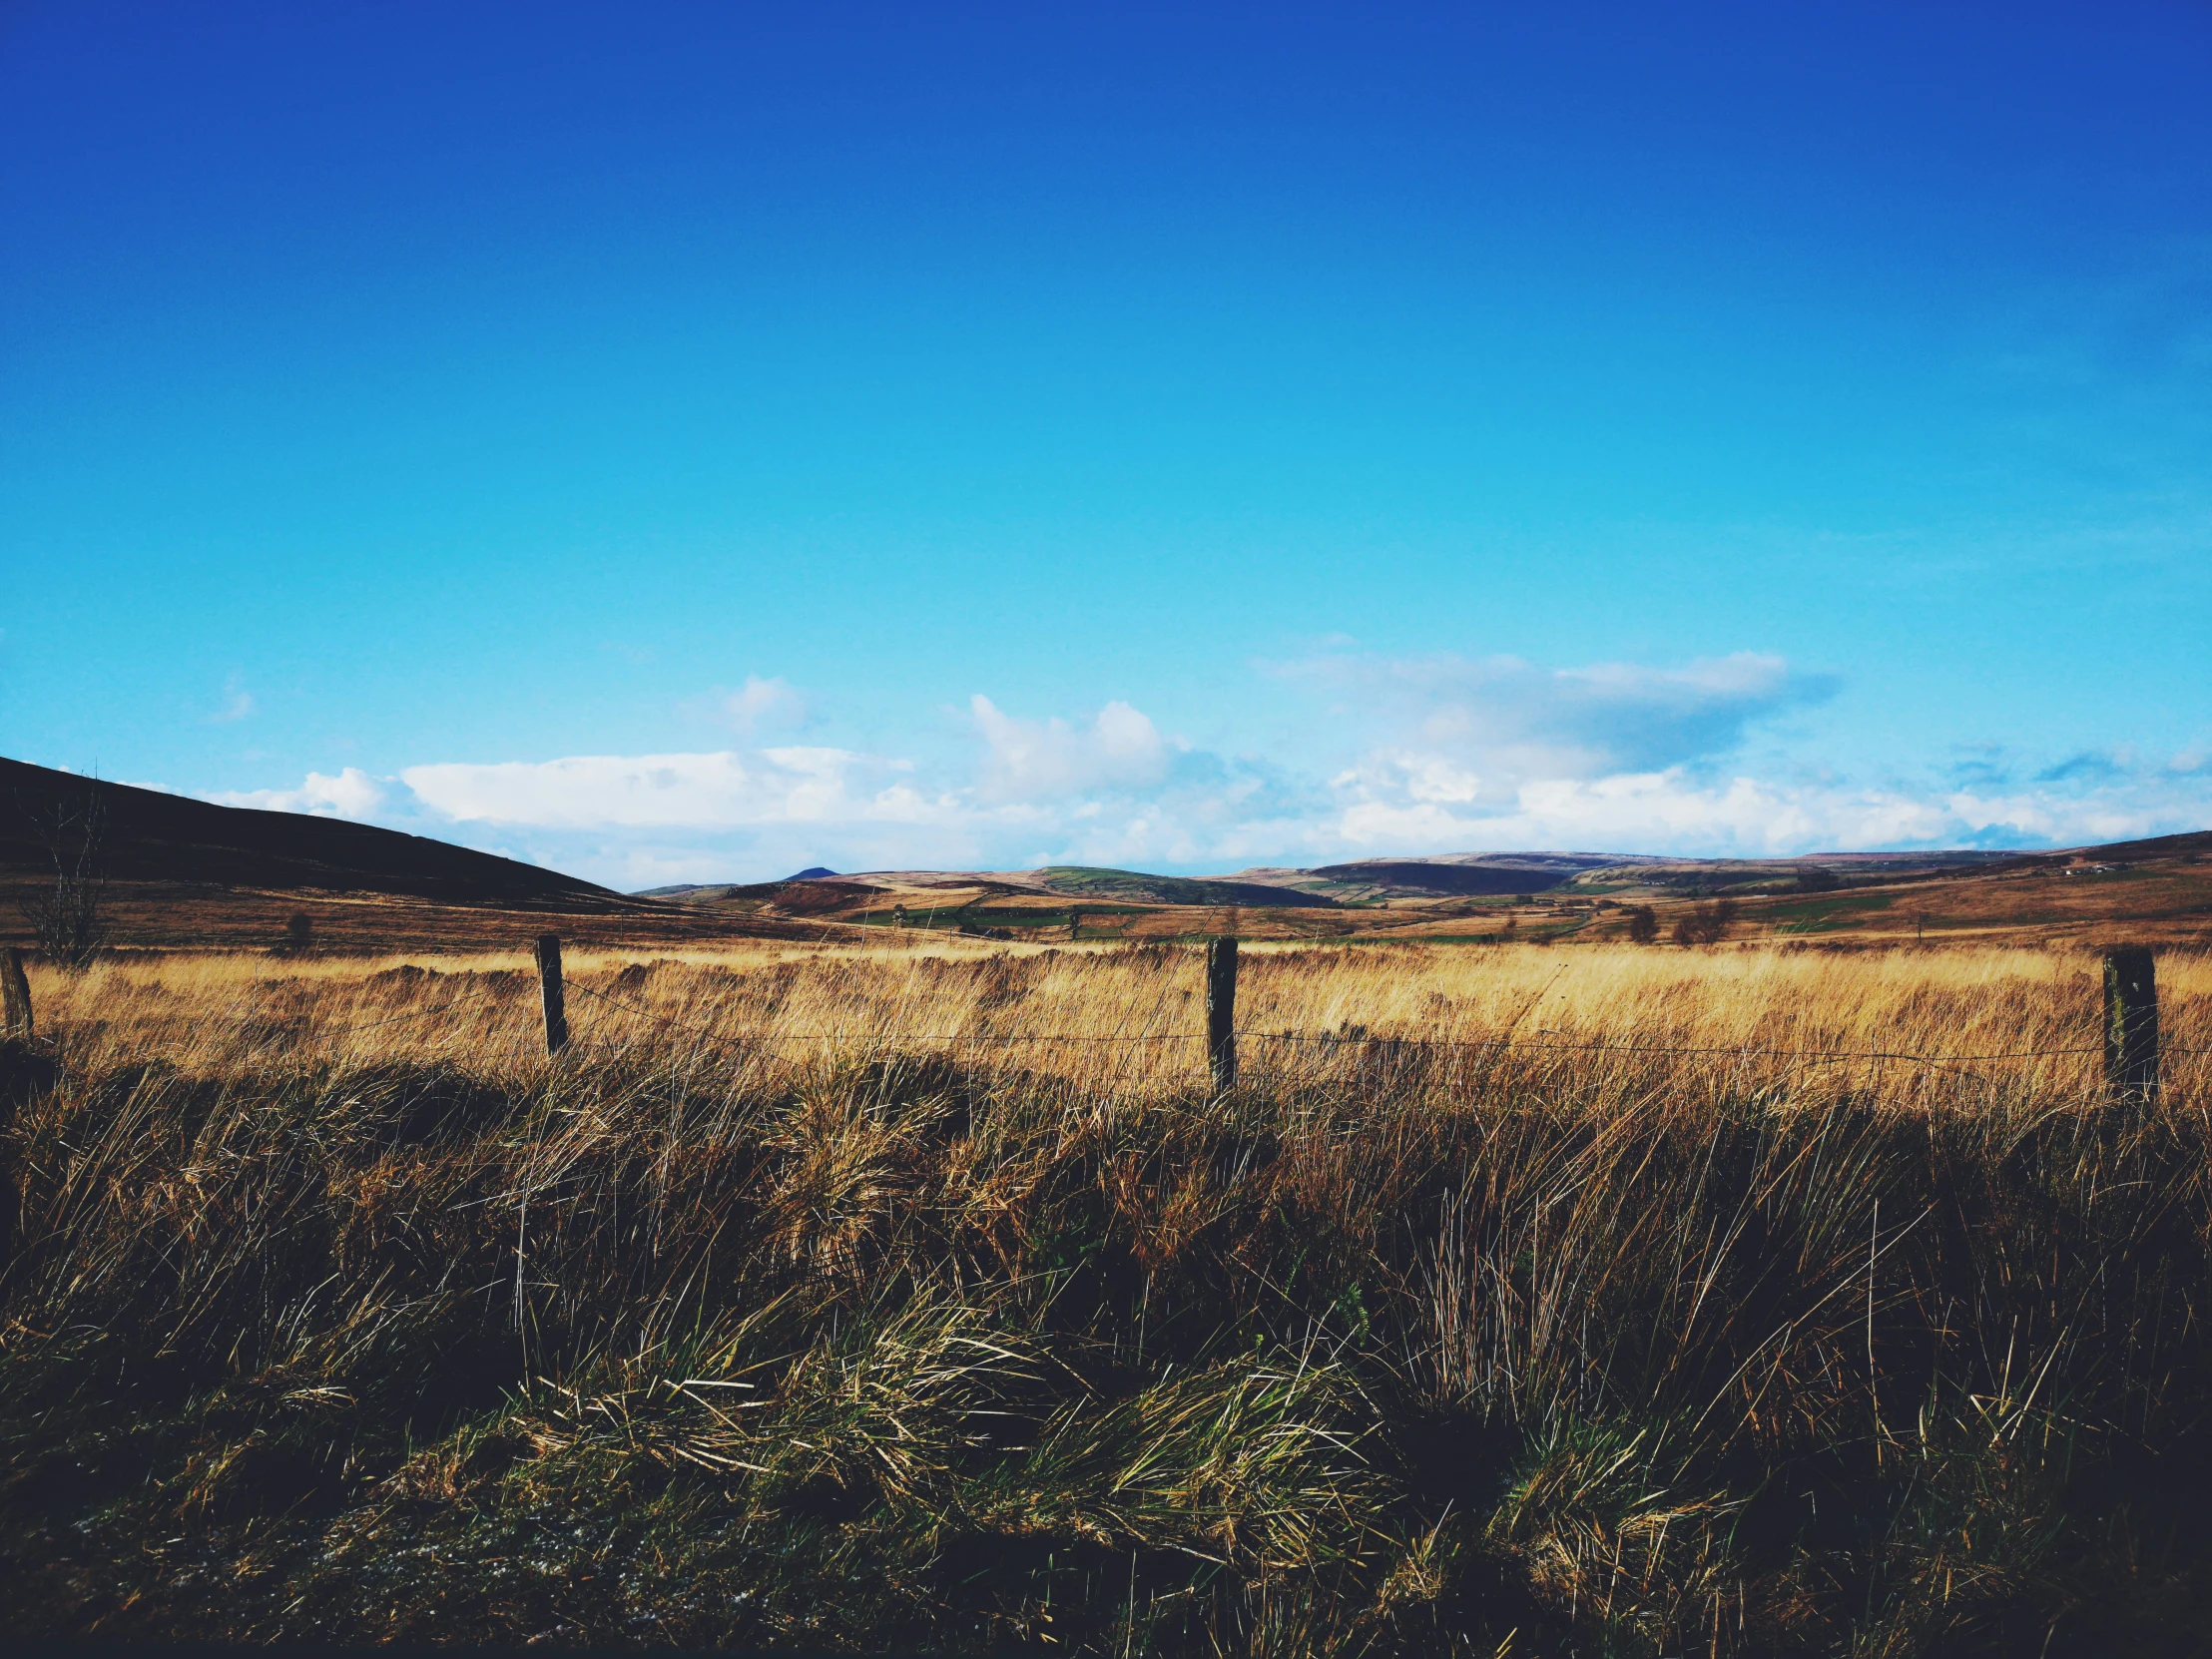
[558,975,2138,1070]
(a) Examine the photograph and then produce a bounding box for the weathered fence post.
[534,933,569,1055]
[1206,937,1237,1093]
[2103,945,2158,1106]
[1,947,30,1040]
[1067,907,1084,941]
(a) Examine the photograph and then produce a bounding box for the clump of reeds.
[0,943,2207,1652]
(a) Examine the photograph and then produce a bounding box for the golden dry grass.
[4,939,2211,1653]
[31,938,2211,1110]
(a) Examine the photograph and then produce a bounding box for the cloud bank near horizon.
[202,650,2212,889]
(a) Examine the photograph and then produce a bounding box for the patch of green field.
[1035,867,1328,908]
[881,908,1053,926]
[1763,891,1897,930]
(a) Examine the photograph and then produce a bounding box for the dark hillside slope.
[2059,829,2212,862]
[0,757,620,909]
[1034,866,1334,908]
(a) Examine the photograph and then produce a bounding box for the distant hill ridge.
[0,757,625,909]
[635,842,2165,904]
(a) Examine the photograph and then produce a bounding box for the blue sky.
[4,1,2208,887]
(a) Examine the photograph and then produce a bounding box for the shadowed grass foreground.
[3,943,2210,1653]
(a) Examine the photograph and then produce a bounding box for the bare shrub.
[15,787,108,969]
[1672,897,1740,947]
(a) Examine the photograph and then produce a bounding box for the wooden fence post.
[534,933,569,1055]
[1067,907,1084,942]
[1206,937,1237,1094]
[2103,945,2158,1106]
[1,948,30,1040]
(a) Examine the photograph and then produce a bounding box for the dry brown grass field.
[4,939,2211,1654]
[25,938,2212,1103]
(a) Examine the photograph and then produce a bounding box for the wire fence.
[551,976,2201,1076]
[20,951,2198,1114]
[75,962,2188,1091]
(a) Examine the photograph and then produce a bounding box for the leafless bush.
[15,787,108,969]
[1671,897,1740,946]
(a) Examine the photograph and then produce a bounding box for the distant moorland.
[4,755,2207,956]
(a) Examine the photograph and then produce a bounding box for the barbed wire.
[35,964,2204,1074]
[566,977,1194,1046]
[561,975,2147,1068]
[1246,1031,2107,1063]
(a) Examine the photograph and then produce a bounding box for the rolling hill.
[641,838,2212,950]
[1223,848,2019,902]
[0,758,846,951]
[1,758,614,908]
[1030,865,1329,908]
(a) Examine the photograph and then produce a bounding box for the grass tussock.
[1,941,2210,1653]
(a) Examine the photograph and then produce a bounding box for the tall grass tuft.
[1,941,2208,1651]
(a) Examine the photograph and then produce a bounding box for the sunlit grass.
[3,940,2209,1651]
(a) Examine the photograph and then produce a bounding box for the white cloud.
[1261,646,2210,858]
[211,676,256,724]
[725,675,807,735]
[400,748,966,830]
[1285,649,1836,785]
[969,696,1172,803]
[1330,770,1923,856]
[211,767,383,819]
[1320,764,2206,859]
